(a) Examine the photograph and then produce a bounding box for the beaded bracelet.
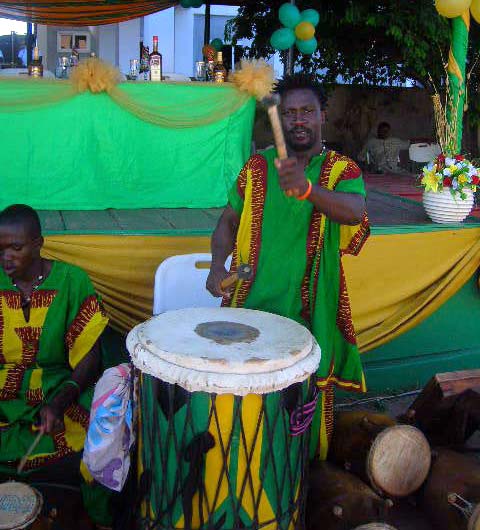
[297,179,313,201]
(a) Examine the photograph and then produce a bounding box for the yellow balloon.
[295,21,315,41]
[471,0,480,22]
[435,0,472,18]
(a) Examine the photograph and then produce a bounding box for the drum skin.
[353,524,398,530]
[0,482,43,530]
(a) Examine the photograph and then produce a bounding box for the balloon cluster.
[270,3,320,55]
[202,39,224,61]
[435,0,480,21]
[180,0,203,8]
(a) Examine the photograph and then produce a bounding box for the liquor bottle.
[28,46,43,77]
[213,51,227,83]
[140,44,150,80]
[149,36,163,82]
[205,59,215,81]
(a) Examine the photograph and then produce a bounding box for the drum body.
[128,308,321,530]
[0,482,42,530]
[422,449,480,530]
[330,412,431,497]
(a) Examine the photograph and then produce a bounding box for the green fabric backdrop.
[0,81,255,210]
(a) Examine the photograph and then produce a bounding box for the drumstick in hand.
[17,428,44,473]
[220,263,253,292]
[262,94,298,197]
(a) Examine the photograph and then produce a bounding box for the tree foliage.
[226,0,480,93]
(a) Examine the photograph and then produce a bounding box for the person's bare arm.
[39,341,101,433]
[275,157,365,225]
[206,206,240,297]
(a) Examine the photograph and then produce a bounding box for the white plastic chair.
[153,253,232,315]
[409,143,438,164]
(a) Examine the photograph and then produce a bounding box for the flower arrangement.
[421,153,480,199]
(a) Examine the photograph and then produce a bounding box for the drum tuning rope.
[447,492,474,519]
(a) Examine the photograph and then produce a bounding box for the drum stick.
[17,428,44,474]
[263,94,298,198]
[219,263,253,292]
[220,273,239,292]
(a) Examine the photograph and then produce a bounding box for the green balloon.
[210,38,223,52]
[300,9,320,27]
[190,0,203,6]
[278,3,301,28]
[296,37,317,55]
[180,0,191,7]
[270,28,296,51]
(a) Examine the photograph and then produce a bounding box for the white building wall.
[98,24,118,67]
[118,18,141,75]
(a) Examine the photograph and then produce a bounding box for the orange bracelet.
[297,179,312,201]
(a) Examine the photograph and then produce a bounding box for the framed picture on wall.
[57,32,73,52]
[74,33,90,52]
[57,31,90,53]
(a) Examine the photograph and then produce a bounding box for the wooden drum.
[0,482,43,530]
[330,411,431,497]
[422,449,480,530]
[128,307,321,530]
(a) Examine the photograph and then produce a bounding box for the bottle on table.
[205,59,215,81]
[149,36,163,82]
[28,46,43,77]
[213,51,227,83]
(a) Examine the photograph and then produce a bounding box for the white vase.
[423,188,474,223]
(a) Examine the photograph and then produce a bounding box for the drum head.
[127,307,320,395]
[0,482,42,530]
[468,504,480,530]
[367,425,431,497]
[354,523,397,530]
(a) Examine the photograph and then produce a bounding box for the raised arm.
[206,205,240,297]
[275,158,366,225]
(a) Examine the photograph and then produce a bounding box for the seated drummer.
[207,74,369,459]
[0,204,113,529]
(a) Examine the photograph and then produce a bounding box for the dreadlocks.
[274,73,327,107]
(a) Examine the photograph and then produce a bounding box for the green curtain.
[0,80,255,210]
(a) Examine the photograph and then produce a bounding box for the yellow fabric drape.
[43,229,480,351]
[0,77,252,129]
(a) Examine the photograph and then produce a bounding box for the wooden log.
[306,461,394,530]
[403,369,480,446]
[330,411,431,497]
[421,448,480,530]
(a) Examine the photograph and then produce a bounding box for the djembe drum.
[127,307,321,530]
[422,449,480,530]
[0,482,43,529]
[330,411,431,497]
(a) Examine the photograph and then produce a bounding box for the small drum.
[330,411,431,497]
[353,523,396,530]
[128,307,321,530]
[0,482,42,530]
[422,449,480,530]
[306,462,393,530]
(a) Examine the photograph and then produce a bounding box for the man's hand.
[274,157,309,197]
[39,404,64,434]
[206,265,231,298]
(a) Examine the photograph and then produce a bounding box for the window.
[0,18,29,68]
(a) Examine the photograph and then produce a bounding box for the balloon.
[270,27,296,50]
[435,0,472,17]
[295,21,315,40]
[191,0,203,6]
[279,3,301,28]
[300,8,320,27]
[180,0,191,7]
[210,38,223,52]
[296,37,317,55]
[471,0,480,21]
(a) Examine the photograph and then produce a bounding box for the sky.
[0,18,27,36]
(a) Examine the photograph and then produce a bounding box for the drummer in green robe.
[0,204,113,529]
[207,74,370,459]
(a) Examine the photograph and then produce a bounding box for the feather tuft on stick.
[230,59,275,101]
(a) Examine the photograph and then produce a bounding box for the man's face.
[280,89,322,152]
[378,125,391,139]
[0,223,41,279]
